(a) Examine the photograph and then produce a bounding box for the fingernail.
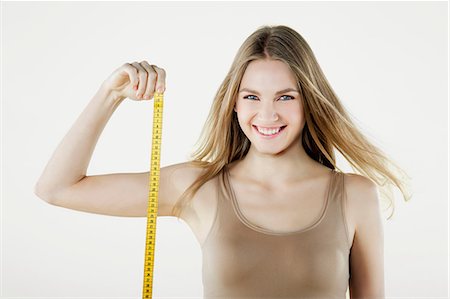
[157,87,163,93]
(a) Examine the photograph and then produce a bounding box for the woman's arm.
[34,61,170,217]
[34,85,124,198]
[346,174,385,299]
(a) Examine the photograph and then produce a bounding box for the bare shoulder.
[162,161,217,214]
[343,173,379,206]
[163,161,208,192]
[342,172,381,231]
[163,161,219,245]
[158,161,209,216]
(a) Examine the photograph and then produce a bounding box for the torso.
[180,162,356,249]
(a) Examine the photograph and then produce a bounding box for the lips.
[252,125,287,137]
[253,125,286,130]
[253,125,286,129]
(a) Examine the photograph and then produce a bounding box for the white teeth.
[257,126,281,135]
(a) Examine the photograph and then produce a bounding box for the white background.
[2,1,448,298]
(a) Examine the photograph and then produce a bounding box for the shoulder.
[165,161,219,229]
[159,161,216,218]
[162,161,209,190]
[343,172,379,198]
[159,161,211,206]
[342,172,382,231]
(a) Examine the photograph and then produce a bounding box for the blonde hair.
[171,24,412,220]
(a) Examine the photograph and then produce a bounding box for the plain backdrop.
[2,1,448,298]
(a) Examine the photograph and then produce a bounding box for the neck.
[231,142,320,185]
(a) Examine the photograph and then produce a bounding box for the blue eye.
[243,95,258,100]
[279,95,294,101]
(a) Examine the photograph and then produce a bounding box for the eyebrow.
[238,87,300,95]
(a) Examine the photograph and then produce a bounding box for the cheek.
[280,102,304,122]
[234,106,255,135]
[234,101,253,119]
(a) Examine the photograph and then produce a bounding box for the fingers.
[152,65,166,94]
[121,63,139,89]
[131,62,149,99]
[129,60,166,100]
[140,61,158,99]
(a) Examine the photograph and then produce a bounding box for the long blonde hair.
[171,24,412,220]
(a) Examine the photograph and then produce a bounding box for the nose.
[257,103,279,122]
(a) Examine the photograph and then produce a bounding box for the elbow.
[34,182,56,204]
[349,287,385,299]
[349,278,385,299]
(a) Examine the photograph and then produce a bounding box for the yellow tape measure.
[142,91,164,298]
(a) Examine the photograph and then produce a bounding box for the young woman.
[35,25,411,298]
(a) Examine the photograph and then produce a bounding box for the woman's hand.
[101,60,166,101]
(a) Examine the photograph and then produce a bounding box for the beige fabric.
[201,165,351,299]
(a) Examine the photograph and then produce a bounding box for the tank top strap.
[326,169,352,250]
[328,169,345,204]
[216,164,236,212]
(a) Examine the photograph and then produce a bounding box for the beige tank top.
[201,165,351,298]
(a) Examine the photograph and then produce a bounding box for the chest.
[229,181,331,233]
[182,174,355,249]
[202,232,350,297]
[200,176,352,297]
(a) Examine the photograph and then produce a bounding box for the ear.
[233,104,237,113]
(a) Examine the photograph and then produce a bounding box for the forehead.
[240,59,297,88]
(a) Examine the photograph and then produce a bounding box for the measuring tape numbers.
[142,91,164,298]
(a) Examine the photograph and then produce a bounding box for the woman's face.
[234,59,305,155]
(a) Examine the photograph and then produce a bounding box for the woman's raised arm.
[34,61,174,217]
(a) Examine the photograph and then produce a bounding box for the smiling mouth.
[252,125,287,136]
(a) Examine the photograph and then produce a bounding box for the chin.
[249,143,286,155]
